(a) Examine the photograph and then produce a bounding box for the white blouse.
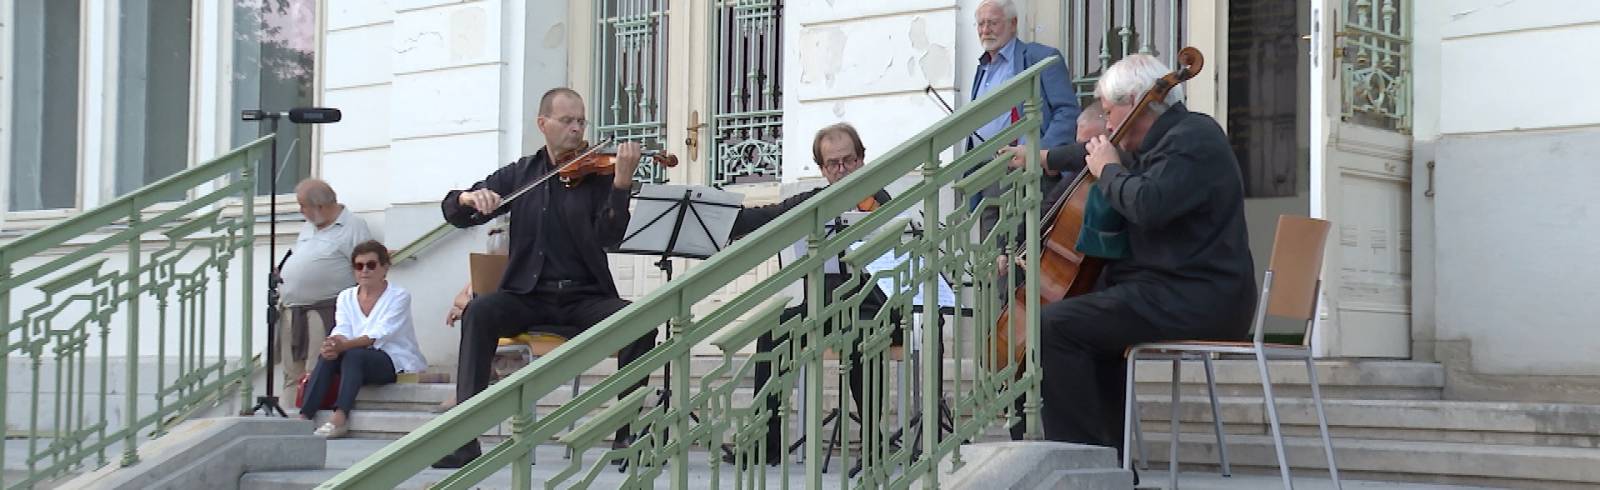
[330,283,428,373]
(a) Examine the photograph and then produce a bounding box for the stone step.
[447,356,1443,403]
[1133,360,1444,400]
[1036,468,1135,489]
[1135,396,1600,449]
[1140,433,1600,489]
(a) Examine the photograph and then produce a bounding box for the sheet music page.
[617,184,743,258]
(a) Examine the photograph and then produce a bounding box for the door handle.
[685,110,705,162]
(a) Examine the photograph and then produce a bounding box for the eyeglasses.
[821,155,861,171]
[977,19,1008,29]
[352,260,382,272]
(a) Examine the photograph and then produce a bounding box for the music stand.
[611,184,741,464]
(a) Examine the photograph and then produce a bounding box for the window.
[232,0,317,196]
[1063,0,1185,105]
[115,0,195,197]
[709,0,783,187]
[8,0,80,211]
[592,0,670,183]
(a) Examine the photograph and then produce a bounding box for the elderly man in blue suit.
[969,0,1081,237]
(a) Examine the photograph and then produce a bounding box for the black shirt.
[537,181,595,282]
[440,149,632,296]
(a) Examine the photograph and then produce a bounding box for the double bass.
[992,47,1206,371]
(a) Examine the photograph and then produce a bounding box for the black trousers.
[750,306,904,457]
[455,289,656,446]
[299,347,396,419]
[1037,290,1174,449]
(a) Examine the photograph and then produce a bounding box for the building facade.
[5,0,1598,410]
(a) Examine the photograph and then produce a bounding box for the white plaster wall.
[1419,0,1600,375]
[782,1,963,183]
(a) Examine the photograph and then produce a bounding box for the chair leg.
[1255,352,1293,489]
[1168,359,1182,490]
[1122,352,1139,471]
[1203,356,1232,477]
[1305,357,1341,489]
[1131,406,1150,470]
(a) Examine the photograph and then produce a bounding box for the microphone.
[288,107,342,124]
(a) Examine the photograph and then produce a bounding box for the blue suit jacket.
[969,40,1081,148]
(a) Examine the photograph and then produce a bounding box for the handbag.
[295,372,340,410]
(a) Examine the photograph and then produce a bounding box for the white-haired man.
[1035,54,1255,455]
[969,0,1081,236]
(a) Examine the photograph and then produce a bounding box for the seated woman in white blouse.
[299,240,427,437]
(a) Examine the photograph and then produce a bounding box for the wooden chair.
[1123,215,1340,490]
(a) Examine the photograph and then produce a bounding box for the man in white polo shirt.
[278,179,373,391]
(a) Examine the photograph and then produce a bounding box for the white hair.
[1095,54,1184,113]
[978,0,1019,20]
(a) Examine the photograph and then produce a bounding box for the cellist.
[1031,54,1256,451]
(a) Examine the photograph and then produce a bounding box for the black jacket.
[441,149,632,297]
[1092,103,1257,333]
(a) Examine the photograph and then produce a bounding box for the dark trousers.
[1037,290,1172,449]
[751,306,903,457]
[453,289,656,448]
[1037,284,1253,449]
[299,347,397,419]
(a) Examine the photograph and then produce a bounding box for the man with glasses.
[432,87,655,468]
[720,123,902,469]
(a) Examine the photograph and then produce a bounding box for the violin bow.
[469,137,615,220]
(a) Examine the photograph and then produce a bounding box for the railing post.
[1,257,9,476]
[122,208,142,467]
[923,147,949,486]
[670,313,690,490]
[240,152,256,410]
[509,410,533,490]
[805,227,825,489]
[1023,81,1045,439]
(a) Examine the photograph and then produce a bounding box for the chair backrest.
[1264,215,1331,322]
[469,252,509,294]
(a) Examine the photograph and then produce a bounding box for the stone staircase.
[237,357,1600,488]
[1130,359,1600,489]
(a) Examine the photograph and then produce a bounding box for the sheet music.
[616,185,743,259]
[782,210,956,308]
[850,217,957,309]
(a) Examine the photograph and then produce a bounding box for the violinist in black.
[432,88,656,469]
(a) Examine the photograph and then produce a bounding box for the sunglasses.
[352,260,382,272]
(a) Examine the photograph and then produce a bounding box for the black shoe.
[719,443,781,467]
[431,440,482,469]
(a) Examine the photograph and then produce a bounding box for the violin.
[553,140,681,188]
[468,138,680,220]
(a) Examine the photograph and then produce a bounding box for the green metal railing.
[0,136,271,488]
[321,58,1058,489]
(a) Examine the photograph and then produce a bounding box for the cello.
[992,47,1205,372]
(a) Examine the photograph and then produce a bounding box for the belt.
[533,279,598,293]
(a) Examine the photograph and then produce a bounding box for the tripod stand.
[247,114,289,418]
[239,107,341,418]
[612,185,742,469]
